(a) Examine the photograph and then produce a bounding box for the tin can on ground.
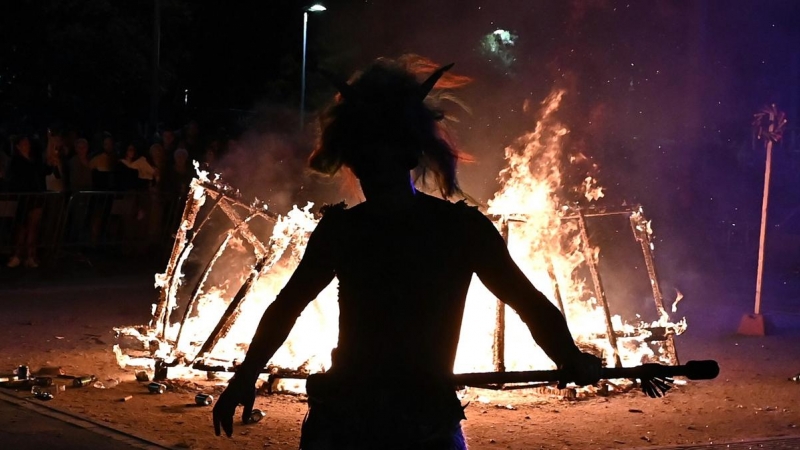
[34,377,53,387]
[195,394,214,406]
[248,409,266,424]
[0,379,31,388]
[148,382,167,394]
[34,391,54,401]
[153,359,168,381]
[73,376,94,388]
[17,365,29,380]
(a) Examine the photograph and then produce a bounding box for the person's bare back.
[213,56,601,450]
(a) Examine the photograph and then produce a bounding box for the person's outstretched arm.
[235,230,336,380]
[214,213,337,436]
[469,209,598,372]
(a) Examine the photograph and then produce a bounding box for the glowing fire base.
[114,179,685,396]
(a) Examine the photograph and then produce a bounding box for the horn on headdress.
[317,67,357,101]
[418,63,455,100]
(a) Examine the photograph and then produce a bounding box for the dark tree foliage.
[0,0,345,135]
[1,0,190,132]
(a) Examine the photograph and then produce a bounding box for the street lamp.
[301,3,326,130]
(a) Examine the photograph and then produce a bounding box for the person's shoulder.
[316,201,349,228]
[319,201,348,217]
[309,202,349,242]
[445,198,497,234]
[422,194,483,217]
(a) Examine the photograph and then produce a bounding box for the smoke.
[208,0,797,332]
[214,106,348,214]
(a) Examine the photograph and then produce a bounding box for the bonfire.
[114,87,687,396]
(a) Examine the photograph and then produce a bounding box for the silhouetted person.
[148,143,168,192]
[165,147,193,196]
[161,128,178,155]
[90,134,117,190]
[6,135,49,268]
[120,141,156,191]
[213,57,601,449]
[43,128,66,193]
[68,138,92,191]
[183,120,202,161]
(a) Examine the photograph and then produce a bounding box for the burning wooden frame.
[111,86,692,399]
[489,204,681,376]
[114,176,684,393]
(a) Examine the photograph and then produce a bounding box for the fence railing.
[0,191,185,265]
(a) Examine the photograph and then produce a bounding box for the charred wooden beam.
[486,204,643,224]
[576,210,622,367]
[629,209,679,365]
[211,195,270,258]
[203,189,279,256]
[189,256,270,363]
[545,257,567,318]
[174,213,259,351]
[587,326,679,343]
[152,181,215,335]
[492,218,510,374]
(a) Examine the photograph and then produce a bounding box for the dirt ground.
[1,270,800,450]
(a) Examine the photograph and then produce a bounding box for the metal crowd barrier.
[0,192,68,263]
[0,191,185,266]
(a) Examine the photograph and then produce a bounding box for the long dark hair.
[309,55,472,199]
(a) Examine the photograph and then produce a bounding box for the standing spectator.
[62,129,79,161]
[145,142,169,247]
[68,138,93,191]
[161,128,178,155]
[88,133,116,246]
[166,147,194,196]
[64,137,93,243]
[148,143,168,191]
[202,139,220,172]
[120,142,157,191]
[119,142,154,249]
[90,134,117,190]
[44,129,66,193]
[0,139,9,192]
[117,142,142,191]
[6,135,48,268]
[183,120,202,161]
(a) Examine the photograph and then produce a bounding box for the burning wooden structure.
[113,177,684,387]
[114,88,687,393]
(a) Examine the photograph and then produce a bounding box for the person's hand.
[212,375,256,437]
[558,352,603,388]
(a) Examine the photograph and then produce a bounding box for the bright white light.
[307,4,326,12]
[492,29,516,45]
[480,28,518,69]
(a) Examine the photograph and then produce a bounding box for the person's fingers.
[213,408,222,436]
[241,386,256,424]
[242,401,254,425]
[213,396,236,437]
[222,411,234,437]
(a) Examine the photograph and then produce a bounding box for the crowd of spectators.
[0,120,225,268]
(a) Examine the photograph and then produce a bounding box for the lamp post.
[301,3,326,130]
[149,0,161,138]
